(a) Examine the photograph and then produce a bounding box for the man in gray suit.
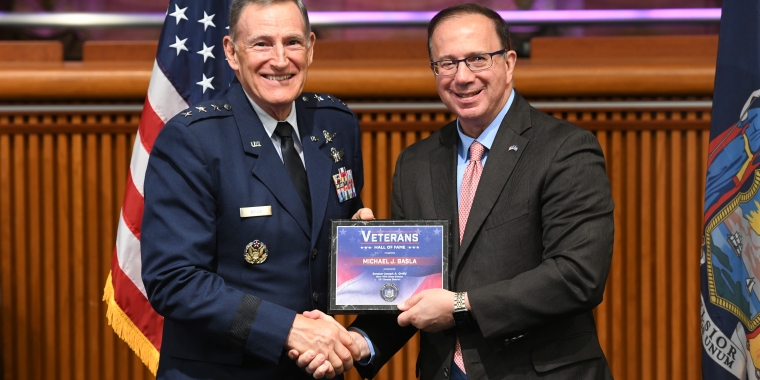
[295,3,614,379]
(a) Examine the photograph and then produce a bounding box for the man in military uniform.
[140,0,367,378]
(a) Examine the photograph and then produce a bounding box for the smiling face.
[223,1,315,120]
[430,13,516,138]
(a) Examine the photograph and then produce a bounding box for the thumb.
[397,293,420,311]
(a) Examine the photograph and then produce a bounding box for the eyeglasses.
[430,49,507,76]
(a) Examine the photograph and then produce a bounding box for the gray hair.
[228,0,312,43]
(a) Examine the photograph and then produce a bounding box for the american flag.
[103,0,233,373]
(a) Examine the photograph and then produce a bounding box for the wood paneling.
[0,36,718,380]
[0,99,710,380]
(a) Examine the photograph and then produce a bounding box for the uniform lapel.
[229,83,311,238]
[296,101,333,248]
[454,92,531,274]
[429,122,460,270]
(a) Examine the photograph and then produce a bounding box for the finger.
[303,309,326,320]
[288,349,300,361]
[333,341,354,371]
[296,350,317,368]
[352,208,375,220]
[398,292,421,311]
[398,310,411,327]
[313,360,333,379]
[305,353,327,375]
[326,352,345,375]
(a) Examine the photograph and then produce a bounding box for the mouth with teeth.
[263,74,294,81]
[455,89,483,99]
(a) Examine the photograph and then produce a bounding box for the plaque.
[329,220,451,314]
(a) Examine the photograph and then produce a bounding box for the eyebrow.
[245,33,306,43]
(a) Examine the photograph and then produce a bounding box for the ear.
[504,49,517,83]
[223,36,240,71]
[306,32,316,67]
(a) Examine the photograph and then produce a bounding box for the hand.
[285,313,358,377]
[287,311,364,378]
[397,289,457,333]
[352,208,375,220]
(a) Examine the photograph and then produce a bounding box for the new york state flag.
[701,1,760,378]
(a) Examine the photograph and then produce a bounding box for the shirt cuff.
[348,327,375,366]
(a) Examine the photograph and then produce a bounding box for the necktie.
[274,121,312,224]
[454,140,486,375]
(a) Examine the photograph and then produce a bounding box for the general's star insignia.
[181,111,192,117]
[211,103,222,111]
[196,106,207,112]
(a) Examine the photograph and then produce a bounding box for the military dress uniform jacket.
[352,91,614,380]
[141,81,364,379]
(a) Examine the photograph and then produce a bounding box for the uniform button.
[312,291,320,303]
[311,248,318,260]
[443,367,449,378]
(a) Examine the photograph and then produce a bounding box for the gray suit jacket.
[352,91,614,379]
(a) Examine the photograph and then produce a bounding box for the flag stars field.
[169,4,188,24]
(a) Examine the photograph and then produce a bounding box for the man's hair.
[229,0,312,43]
[427,3,511,60]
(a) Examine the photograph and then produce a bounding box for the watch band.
[454,292,466,311]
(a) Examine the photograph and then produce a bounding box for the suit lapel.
[230,84,311,238]
[429,122,460,265]
[454,92,532,274]
[296,102,333,248]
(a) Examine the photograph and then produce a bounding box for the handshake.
[285,310,369,379]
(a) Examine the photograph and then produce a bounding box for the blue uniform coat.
[141,81,363,379]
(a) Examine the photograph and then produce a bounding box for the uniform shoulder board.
[174,99,234,125]
[300,92,352,113]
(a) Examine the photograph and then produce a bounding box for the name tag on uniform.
[240,206,272,218]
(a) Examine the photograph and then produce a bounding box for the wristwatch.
[453,292,472,325]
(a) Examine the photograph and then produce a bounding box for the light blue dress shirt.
[456,90,515,205]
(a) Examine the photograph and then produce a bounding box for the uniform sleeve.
[468,129,614,339]
[141,121,296,364]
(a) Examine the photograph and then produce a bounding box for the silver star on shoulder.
[197,11,216,31]
[169,4,188,25]
[196,106,207,112]
[211,104,222,111]
[181,111,192,117]
[169,36,189,56]
[314,94,324,101]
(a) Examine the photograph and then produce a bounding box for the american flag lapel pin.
[509,145,518,152]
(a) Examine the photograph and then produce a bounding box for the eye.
[439,60,455,69]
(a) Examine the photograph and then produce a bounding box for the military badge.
[244,240,268,264]
[380,283,399,302]
[332,167,356,203]
[323,130,336,143]
[330,147,344,163]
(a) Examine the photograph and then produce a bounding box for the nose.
[270,43,288,69]
[453,60,475,84]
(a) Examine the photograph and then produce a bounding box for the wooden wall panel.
[0,99,710,380]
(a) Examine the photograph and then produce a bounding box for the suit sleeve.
[468,129,614,339]
[352,149,418,379]
[141,121,296,364]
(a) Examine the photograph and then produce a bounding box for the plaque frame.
[329,219,451,314]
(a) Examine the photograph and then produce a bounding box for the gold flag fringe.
[103,271,160,375]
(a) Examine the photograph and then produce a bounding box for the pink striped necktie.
[454,140,486,374]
